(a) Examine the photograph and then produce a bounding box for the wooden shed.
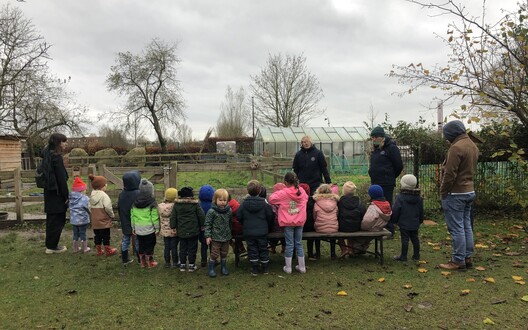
[0,135,23,171]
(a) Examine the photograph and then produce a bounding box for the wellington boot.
[295,256,306,273]
[81,241,91,253]
[146,255,158,268]
[139,254,148,268]
[208,260,217,277]
[104,245,118,256]
[220,258,229,276]
[73,241,79,253]
[283,257,292,274]
[96,245,104,256]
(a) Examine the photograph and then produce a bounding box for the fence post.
[87,164,96,195]
[169,161,178,189]
[14,167,24,224]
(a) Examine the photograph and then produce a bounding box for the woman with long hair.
[43,133,70,254]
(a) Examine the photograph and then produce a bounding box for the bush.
[94,148,119,166]
[122,147,146,166]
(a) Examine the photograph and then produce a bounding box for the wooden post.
[14,167,24,224]
[87,164,96,195]
[169,161,178,188]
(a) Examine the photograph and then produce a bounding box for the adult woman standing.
[43,133,69,254]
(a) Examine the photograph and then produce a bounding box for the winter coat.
[440,134,479,198]
[131,196,160,236]
[237,196,274,238]
[43,151,69,214]
[390,189,424,231]
[338,195,366,232]
[170,198,206,239]
[303,197,316,232]
[198,185,215,215]
[229,199,243,236]
[158,202,177,237]
[368,136,403,186]
[69,191,90,226]
[89,190,114,229]
[204,205,232,242]
[117,171,141,235]
[313,193,340,233]
[361,200,392,232]
[292,145,331,193]
[268,186,308,227]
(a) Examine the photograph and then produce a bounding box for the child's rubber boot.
[220,258,229,276]
[261,261,269,274]
[104,245,118,256]
[295,256,306,273]
[96,245,104,256]
[139,254,147,268]
[72,241,79,253]
[208,260,217,277]
[146,255,158,268]
[81,241,91,253]
[283,257,292,274]
[251,262,259,276]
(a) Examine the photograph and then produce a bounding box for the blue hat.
[368,185,384,200]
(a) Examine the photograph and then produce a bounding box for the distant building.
[0,135,24,171]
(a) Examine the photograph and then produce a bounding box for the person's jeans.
[399,229,420,260]
[72,224,88,241]
[164,236,179,265]
[283,226,304,258]
[442,192,475,264]
[179,235,199,265]
[121,233,139,254]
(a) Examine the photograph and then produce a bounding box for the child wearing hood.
[89,174,118,257]
[337,181,366,257]
[204,189,233,277]
[69,176,91,253]
[198,184,215,267]
[313,184,340,259]
[117,171,141,265]
[131,179,160,268]
[362,185,393,231]
[391,175,424,262]
[268,172,308,274]
[158,188,179,268]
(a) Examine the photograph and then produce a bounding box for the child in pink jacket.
[313,184,340,259]
[268,172,308,274]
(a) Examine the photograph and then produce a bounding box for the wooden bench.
[233,229,392,267]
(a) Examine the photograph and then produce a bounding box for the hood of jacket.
[339,195,361,209]
[123,171,141,191]
[241,196,267,213]
[135,194,157,209]
[69,191,85,206]
[399,189,422,204]
[90,189,107,205]
[313,193,339,212]
[283,186,307,203]
[211,204,231,214]
[372,200,392,216]
[199,185,214,202]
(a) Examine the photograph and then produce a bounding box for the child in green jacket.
[131,179,160,268]
[204,188,232,277]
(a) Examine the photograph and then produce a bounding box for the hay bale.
[94,148,119,166]
[122,147,146,166]
[68,148,89,166]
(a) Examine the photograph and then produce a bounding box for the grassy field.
[0,213,526,329]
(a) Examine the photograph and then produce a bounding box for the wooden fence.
[0,158,292,225]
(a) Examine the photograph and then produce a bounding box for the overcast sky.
[14,0,517,140]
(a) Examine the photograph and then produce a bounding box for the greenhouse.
[253,126,370,170]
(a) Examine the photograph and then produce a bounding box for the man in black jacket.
[292,136,331,195]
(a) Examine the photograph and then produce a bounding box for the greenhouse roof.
[256,126,369,143]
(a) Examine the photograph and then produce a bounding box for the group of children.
[67,170,424,276]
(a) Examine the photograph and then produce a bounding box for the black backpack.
[35,150,51,189]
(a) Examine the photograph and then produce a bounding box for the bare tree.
[363,103,379,131]
[250,53,324,127]
[216,85,250,137]
[174,122,193,144]
[389,0,528,128]
[98,124,130,148]
[106,38,186,153]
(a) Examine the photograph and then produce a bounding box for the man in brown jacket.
[439,120,479,270]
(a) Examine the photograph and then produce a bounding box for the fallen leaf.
[407,292,419,299]
[404,304,413,312]
[505,252,521,256]
[403,284,413,289]
[514,281,526,285]
[321,309,332,315]
[375,291,384,296]
[33,276,39,280]
[512,275,524,281]
[483,317,495,325]
[490,299,506,304]
[423,220,437,226]
[521,295,528,302]
[418,260,427,264]
[441,271,451,276]
[484,277,496,283]
[475,266,486,271]
[418,268,428,273]
[460,289,471,296]
[466,278,476,282]
[433,247,441,251]
[221,320,229,325]
[417,301,432,309]
[512,225,523,229]
[475,243,489,249]
[337,290,348,296]
[378,277,385,282]
[492,253,502,257]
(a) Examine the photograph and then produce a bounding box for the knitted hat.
[368,184,384,200]
[299,183,310,196]
[198,185,214,202]
[164,187,178,201]
[273,182,286,192]
[442,120,466,143]
[400,174,417,190]
[342,181,356,195]
[88,174,107,190]
[72,176,87,192]
[370,126,385,138]
[179,186,194,198]
[139,179,154,197]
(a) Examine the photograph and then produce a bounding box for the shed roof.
[256,126,369,143]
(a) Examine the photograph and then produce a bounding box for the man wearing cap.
[368,126,403,236]
[293,135,331,196]
[439,120,479,271]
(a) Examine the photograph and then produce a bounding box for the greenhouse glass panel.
[312,127,331,141]
[287,142,299,157]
